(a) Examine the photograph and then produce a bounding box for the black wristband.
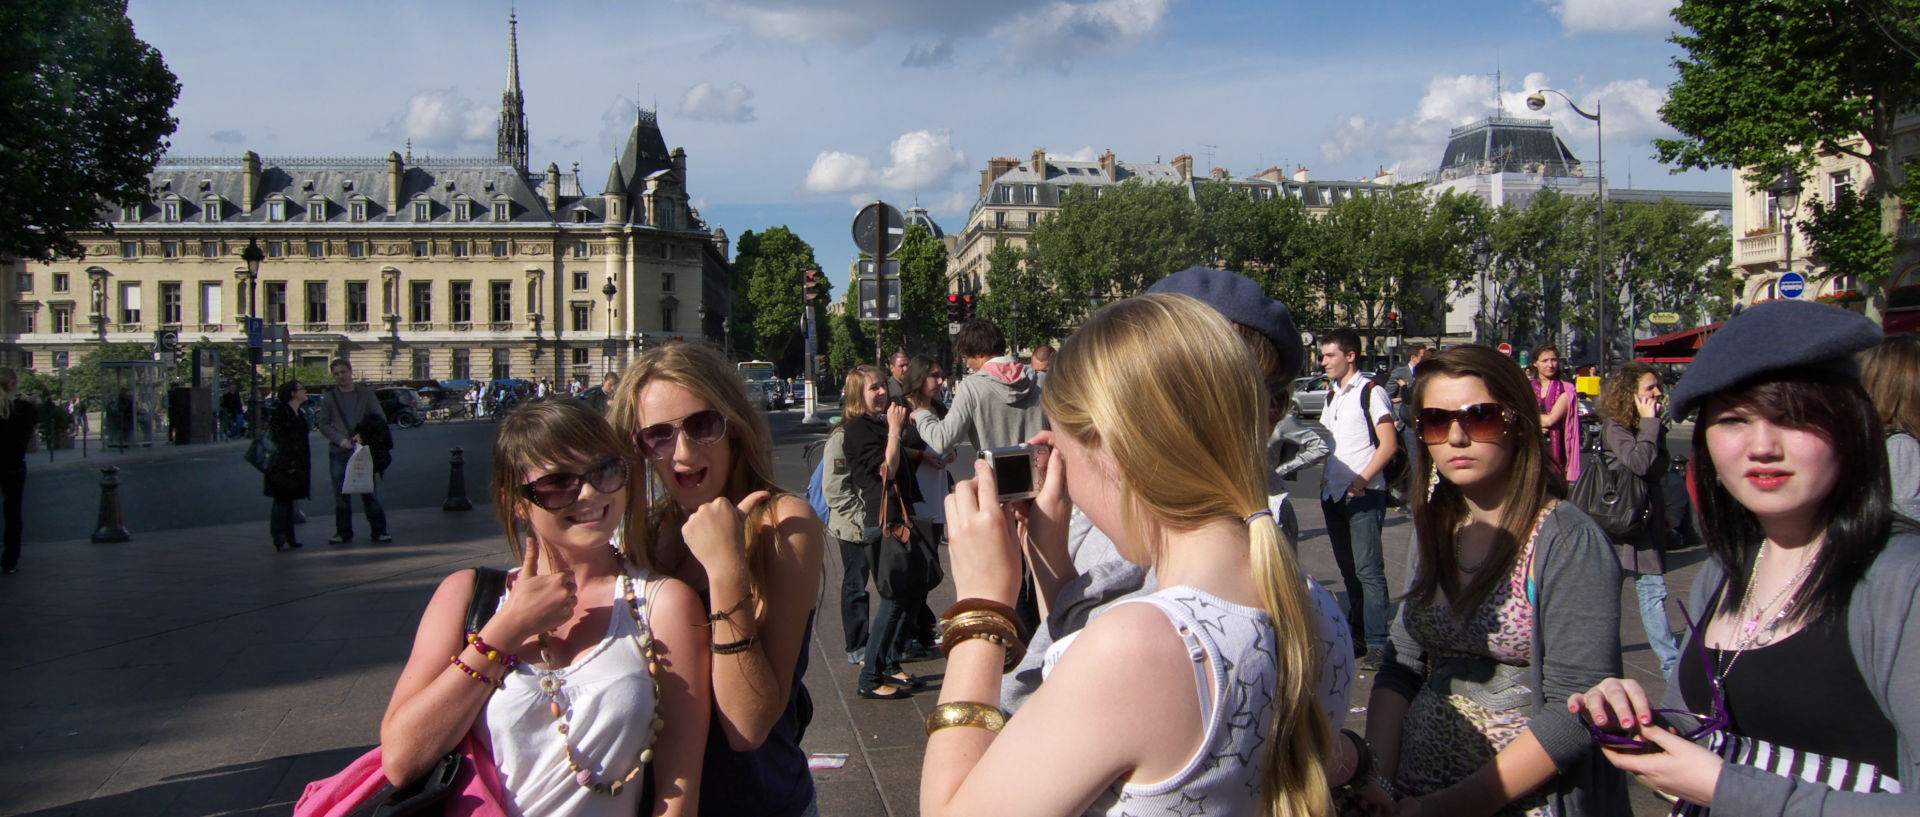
[1337,728,1375,791]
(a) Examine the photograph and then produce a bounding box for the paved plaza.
[0,414,1687,816]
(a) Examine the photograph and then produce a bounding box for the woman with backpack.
[1595,362,1680,676]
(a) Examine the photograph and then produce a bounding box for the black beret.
[1147,267,1301,378]
[1667,299,1883,420]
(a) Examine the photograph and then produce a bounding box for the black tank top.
[1679,605,1898,772]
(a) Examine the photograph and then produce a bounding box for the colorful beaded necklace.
[530,555,661,797]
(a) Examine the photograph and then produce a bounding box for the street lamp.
[1768,162,1804,299]
[1527,88,1609,372]
[240,238,264,434]
[601,277,617,377]
[1471,236,1493,344]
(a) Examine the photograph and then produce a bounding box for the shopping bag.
[341,444,376,494]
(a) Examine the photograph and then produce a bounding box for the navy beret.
[1147,267,1301,378]
[1667,299,1883,420]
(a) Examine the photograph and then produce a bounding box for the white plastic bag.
[341,443,376,494]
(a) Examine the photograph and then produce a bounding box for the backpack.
[805,438,830,524]
[1359,380,1412,506]
[1569,420,1650,537]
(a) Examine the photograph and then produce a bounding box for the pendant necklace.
[530,551,663,796]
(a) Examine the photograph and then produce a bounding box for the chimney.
[981,157,1020,196]
[1210,166,1230,181]
[1254,166,1285,183]
[1099,149,1117,182]
[1293,165,1310,183]
[387,151,404,213]
[545,162,561,211]
[671,147,687,188]
[1031,148,1047,177]
[241,151,261,214]
[1172,153,1193,180]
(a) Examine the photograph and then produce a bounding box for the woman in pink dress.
[1529,343,1582,482]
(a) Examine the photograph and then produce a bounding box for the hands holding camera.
[946,433,1065,607]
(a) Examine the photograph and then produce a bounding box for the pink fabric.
[295,735,510,817]
[976,359,1031,384]
[1533,377,1582,482]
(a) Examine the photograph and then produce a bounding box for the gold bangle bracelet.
[926,702,1007,736]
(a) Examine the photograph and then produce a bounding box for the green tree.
[826,304,869,383]
[1657,0,1920,320]
[1801,186,1896,299]
[977,242,1064,353]
[1605,199,1735,337]
[738,226,820,372]
[888,224,949,354]
[1484,190,1594,350]
[1,0,180,262]
[1025,181,1204,329]
[728,230,761,357]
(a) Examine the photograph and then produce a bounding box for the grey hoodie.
[911,356,1047,454]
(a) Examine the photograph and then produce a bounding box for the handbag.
[1569,424,1650,538]
[871,487,939,600]
[244,434,276,473]
[296,568,511,817]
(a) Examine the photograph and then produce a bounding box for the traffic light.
[802,269,822,302]
[947,294,963,323]
[963,295,977,319]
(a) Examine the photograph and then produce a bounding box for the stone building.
[4,13,730,385]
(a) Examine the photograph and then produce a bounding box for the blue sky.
[128,0,1723,294]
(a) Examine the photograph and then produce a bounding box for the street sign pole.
[800,307,822,427]
[874,200,888,367]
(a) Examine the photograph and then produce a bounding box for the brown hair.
[1407,344,1566,612]
[1862,333,1920,437]
[609,342,785,597]
[1597,361,1659,429]
[842,365,885,418]
[1528,342,1562,382]
[490,398,647,569]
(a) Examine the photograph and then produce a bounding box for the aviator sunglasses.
[1418,403,1511,445]
[520,457,630,511]
[636,409,728,459]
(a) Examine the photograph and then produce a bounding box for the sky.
[127,0,1727,294]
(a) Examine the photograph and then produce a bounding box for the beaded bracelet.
[450,655,504,689]
[465,631,519,669]
[712,636,756,655]
[940,613,1025,671]
[701,593,756,627]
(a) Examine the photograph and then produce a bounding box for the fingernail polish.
[1641,715,1652,725]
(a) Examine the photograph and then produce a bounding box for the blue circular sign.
[1779,271,1807,298]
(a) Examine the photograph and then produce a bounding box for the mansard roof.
[127,155,554,225]
[1438,116,1583,178]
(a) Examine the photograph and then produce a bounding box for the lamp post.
[240,238,264,434]
[1769,162,1804,300]
[1472,236,1493,344]
[1527,89,1608,373]
[601,277,617,377]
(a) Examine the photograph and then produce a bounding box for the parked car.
[742,378,774,410]
[375,387,425,429]
[1292,376,1331,418]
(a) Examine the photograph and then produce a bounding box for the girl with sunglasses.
[1571,300,1920,816]
[923,295,1334,817]
[611,342,826,817]
[844,363,934,699]
[1366,344,1629,817]
[378,398,711,816]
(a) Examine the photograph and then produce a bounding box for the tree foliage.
[882,224,950,355]
[1,0,179,262]
[737,226,820,372]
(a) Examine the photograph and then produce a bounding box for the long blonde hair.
[1043,294,1331,817]
[842,365,885,418]
[609,342,785,598]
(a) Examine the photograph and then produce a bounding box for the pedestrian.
[589,371,620,416]
[219,381,244,439]
[1572,299,1920,815]
[378,398,709,816]
[1029,344,1052,388]
[261,380,311,552]
[0,369,37,574]
[1269,405,1330,546]
[1529,342,1583,482]
[610,341,826,817]
[1595,361,1681,675]
[467,383,482,418]
[885,350,909,402]
[899,353,954,659]
[1390,343,1429,463]
[922,294,1343,817]
[1860,332,1920,520]
[844,363,932,700]
[823,375,874,667]
[318,359,391,544]
[1318,327,1399,669]
[1366,343,1628,817]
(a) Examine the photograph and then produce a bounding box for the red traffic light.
[1386,312,1399,322]
[948,294,960,304]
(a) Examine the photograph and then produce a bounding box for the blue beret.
[1147,267,1301,378]
[1667,299,1883,420]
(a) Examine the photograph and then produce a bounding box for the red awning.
[1633,321,1724,363]
[1884,308,1920,334]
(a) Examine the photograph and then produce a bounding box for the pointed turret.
[496,11,530,173]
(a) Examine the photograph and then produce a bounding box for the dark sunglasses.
[636,409,727,459]
[1418,403,1511,445]
[1584,601,1729,752]
[520,457,630,511]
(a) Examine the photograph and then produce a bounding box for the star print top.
[1044,585,1278,817]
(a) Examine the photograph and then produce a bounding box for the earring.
[1425,459,1440,503]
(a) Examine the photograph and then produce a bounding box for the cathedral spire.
[496,9,529,173]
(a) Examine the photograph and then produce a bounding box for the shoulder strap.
[1360,380,1383,447]
[466,567,510,633]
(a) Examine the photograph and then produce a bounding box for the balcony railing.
[1900,222,1920,244]
[1735,231,1784,266]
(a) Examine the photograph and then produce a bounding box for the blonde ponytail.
[1249,514,1332,817]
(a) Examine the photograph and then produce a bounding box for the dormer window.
[267,199,287,222]
[203,198,221,222]
[494,200,511,221]
[413,200,431,222]
[572,209,590,223]
[309,198,326,222]
[349,199,367,222]
[163,200,180,222]
[453,199,473,221]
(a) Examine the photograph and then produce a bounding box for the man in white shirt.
[1317,328,1397,669]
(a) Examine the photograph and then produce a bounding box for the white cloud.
[1052,145,1103,162]
[901,39,954,68]
[677,82,757,123]
[803,129,968,196]
[931,190,975,215]
[1536,0,1677,34]
[210,129,246,144]
[991,0,1172,73]
[376,88,496,153]
[695,0,1171,71]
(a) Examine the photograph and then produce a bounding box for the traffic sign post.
[1778,271,1807,299]
[853,202,905,366]
[1497,342,1513,356]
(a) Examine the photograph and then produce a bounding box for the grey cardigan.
[1598,417,1670,573]
[1655,533,1920,816]
[1376,501,1631,817]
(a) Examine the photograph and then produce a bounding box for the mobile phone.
[980,444,1045,502]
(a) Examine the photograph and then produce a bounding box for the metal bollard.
[443,447,473,511]
[91,466,131,543]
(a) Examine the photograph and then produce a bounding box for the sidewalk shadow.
[8,746,365,817]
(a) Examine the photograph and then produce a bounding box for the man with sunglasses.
[1318,328,1397,670]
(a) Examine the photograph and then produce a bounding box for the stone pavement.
[0,469,1692,816]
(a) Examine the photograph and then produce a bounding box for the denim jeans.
[1633,572,1681,675]
[328,448,387,539]
[860,589,926,691]
[1322,489,1392,658]
[270,498,298,546]
[837,537,871,654]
